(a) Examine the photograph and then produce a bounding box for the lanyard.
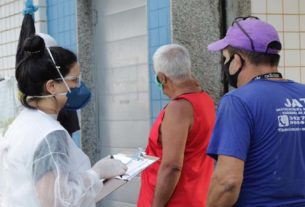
[253,72,283,80]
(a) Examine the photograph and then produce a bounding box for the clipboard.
[96,151,159,202]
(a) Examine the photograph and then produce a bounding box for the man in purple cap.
[206,16,305,206]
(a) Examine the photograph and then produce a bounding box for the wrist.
[87,168,100,179]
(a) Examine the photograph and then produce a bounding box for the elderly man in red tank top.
[137,44,216,207]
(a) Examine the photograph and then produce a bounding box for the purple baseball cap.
[208,18,281,54]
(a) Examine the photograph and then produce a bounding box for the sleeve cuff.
[87,169,100,180]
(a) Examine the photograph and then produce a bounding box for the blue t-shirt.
[208,79,305,206]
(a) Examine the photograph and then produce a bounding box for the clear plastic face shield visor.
[27,48,79,100]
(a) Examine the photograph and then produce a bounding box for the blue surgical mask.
[154,74,163,91]
[27,81,91,111]
[64,81,91,110]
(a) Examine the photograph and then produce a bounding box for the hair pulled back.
[16,14,77,108]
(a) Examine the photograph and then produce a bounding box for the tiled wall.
[46,0,77,52]
[148,0,171,122]
[252,0,305,83]
[0,0,47,78]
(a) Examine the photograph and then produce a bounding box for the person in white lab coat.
[0,5,127,207]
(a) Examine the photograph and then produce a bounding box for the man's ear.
[45,80,56,95]
[157,72,167,84]
[233,54,243,68]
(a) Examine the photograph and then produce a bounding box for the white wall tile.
[284,15,299,31]
[34,0,47,7]
[1,5,7,18]
[34,22,47,33]
[301,50,305,66]
[17,1,23,12]
[3,57,7,68]
[278,66,285,74]
[256,14,267,21]
[284,0,299,14]
[35,7,47,22]
[252,0,267,13]
[285,67,301,81]
[301,68,305,83]
[0,59,3,70]
[0,20,3,33]
[1,45,6,57]
[284,32,300,49]
[9,3,15,16]
[267,15,283,31]
[300,0,305,13]
[301,33,305,49]
[300,15,305,31]
[267,0,282,13]
[0,7,3,18]
[8,56,14,67]
[278,32,284,45]
[279,50,285,66]
[285,50,300,66]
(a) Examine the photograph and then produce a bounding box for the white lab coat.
[0,108,102,207]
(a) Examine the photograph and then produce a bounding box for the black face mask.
[223,54,245,88]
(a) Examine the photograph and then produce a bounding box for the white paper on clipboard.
[96,151,159,202]
[113,153,158,181]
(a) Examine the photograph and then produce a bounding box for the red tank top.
[137,92,215,207]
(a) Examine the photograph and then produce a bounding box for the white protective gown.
[0,108,102,207]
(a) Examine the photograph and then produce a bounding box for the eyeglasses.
[54,74,81,87]
[232,16,259,52]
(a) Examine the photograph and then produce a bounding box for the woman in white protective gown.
[0,3,127,207]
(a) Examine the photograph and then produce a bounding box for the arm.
[152,100,193,207]
[33,130,102,207]
[35,172,56,207]
[206,155,244,207]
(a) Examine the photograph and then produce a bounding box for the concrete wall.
[226,0,251,26]
[171,0,224,103]
[76,0,101,164]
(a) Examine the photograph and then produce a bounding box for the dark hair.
[226,46,280,67]
[16,15,77,109]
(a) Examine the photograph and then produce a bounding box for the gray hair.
[153,44,192,81]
